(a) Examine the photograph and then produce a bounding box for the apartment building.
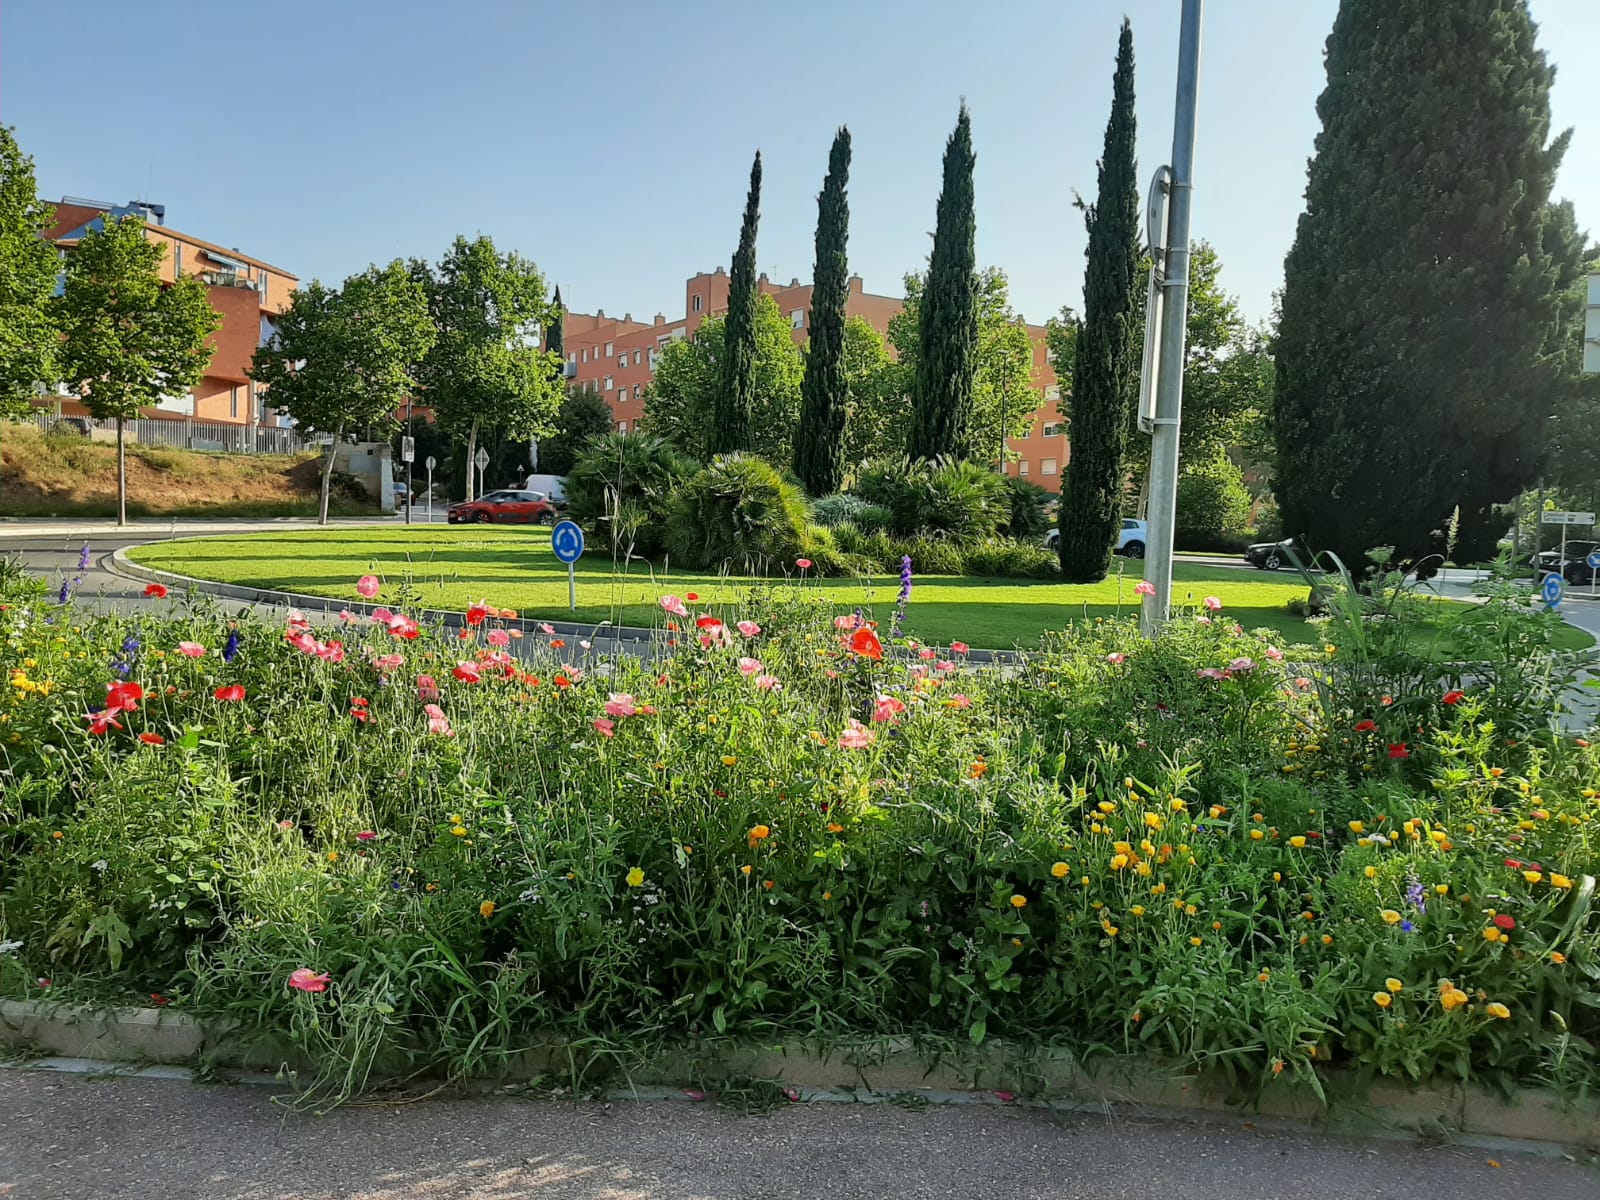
[44,197,297,427]
[562,269,1070,489]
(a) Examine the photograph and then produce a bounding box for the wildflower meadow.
[0,550,1596,1107]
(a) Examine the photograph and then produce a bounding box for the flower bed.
[1,561,1596,1107]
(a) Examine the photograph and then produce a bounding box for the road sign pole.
[568,561,576,611]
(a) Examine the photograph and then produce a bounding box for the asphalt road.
[0,1072,1589,1200]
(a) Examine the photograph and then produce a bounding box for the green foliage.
[905,105,978,462]
[0,126,59,418]
[854,457,1009,543]
[663,454,809,571]
[644,294,803,464]
[1059,21,1139,582]
[794,128,853,497]
[545,284,565,360]
[565,432,698,558]
[958,537,1060,580]
[412,236,562,501]
[538,384,614,476]
[1175,455,1253,548]
[1273,0,1585,567]
[251,261,435,524]
[713,153,762,455]
[1002,477,1054,540]
[837,316,901,469]
[809,493,891,532]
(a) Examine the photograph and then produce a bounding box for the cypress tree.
[905,105,978,462]
[1058,20,1139,583]
[546,284,564,359]
[794,127,853,495]
[712,151,761,455]
[1274,0,1582,567]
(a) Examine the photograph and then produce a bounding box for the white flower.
[90,859,108,873]
[0,939,23,955]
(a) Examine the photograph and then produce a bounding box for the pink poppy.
[1265,646,1284,662]
[796,558,813,570]
[416,674,440,702]
[1294,677,1312,689]
[1196,667,1231,681]
[754,674,782,691]
[738,657,763,677]
[452,662,482,684]
[918,648,937,660]
[604,693,637,718]
[286,608,310,631]
[593,717,616,738]
[564,665,586,683]
[907,665,930,680]
[936,660,957,672]
[1133,581,1156,597]
[387,614,420,640]
[699,626,733,650]
[213,684,246,702]
[838,719,876,749]
[1203,596,1222,611]
[947,694,972,709]
[356,575,381,599]
[872,694,906,723]
[834,614,863,630]
[372,607,393,623]
[659,595,689,618]
[372,653,405,673]
[1105,652,1125,665]
[177,641,206,658]
[287,968,331,993]
[486,629,510,647]
[338,610,356,622]
[286,630,318,655]
[539,622,557,635]
[423,703,453,736]
[355,831,376,842]
[1229,656,1256,673]
[950,641,969,655]
[316,640,345,664]
[737,620,762,637]
[465,601,491,627]
[483,650,514,667]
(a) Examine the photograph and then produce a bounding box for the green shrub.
[897,535,967,576]
[853,456,1009,542]
[809,493,892,533]
[1175,455,1253,547]
[796,523,859,577]
[663,454,809,571]
[961,537,1061,580]
[1002,477,1054,540]
[831,521,898,572]
[565,433,699,558]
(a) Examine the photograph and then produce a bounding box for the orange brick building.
[562,269,1070,489]
[44,198,297,427]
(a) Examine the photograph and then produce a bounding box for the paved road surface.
[0,1072,1590,1200]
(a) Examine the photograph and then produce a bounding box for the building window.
[671,327,686,340]
[605,342,614,356]
[633,349,641,365]
[1045,385,1061,402]
[1019,461,1031,477]
[618,354,627,368]
[581,348,588,363]
[604,376,614,391]
[693,294,703,313]
[617,420,628,433]
[648,349,660,369]
[174,243,183,278]
[1041,457,1058,475]
[791,309,804,329]
[1042,422,1067,437]
[258,269,270,303]
[569,351,576,362]
[230,385,239,419]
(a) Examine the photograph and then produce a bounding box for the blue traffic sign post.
[1541,571,1565,610]
[1588,550,1600,596]
[550,520,585,611]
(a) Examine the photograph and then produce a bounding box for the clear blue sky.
[3,0,1596,327]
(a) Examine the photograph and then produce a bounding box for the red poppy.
[106,681,144,714]
[350,708,370,723]
[142,583,168,598]
[554,676,572,688]
[550,639,566,649]
[213,684,246,702]
[696,615,723,629]
[137,732,165,746]
[849,626,883,661]
[1354,719,1378,733]
[1387,743,1410,760]
[1441,690,1466,705]
[1493,914,1516,931]
[452,662,483,684]
[465,602,491,627]
[686,592,700,601]
[1504,859,1523,870]
[150,993,169,1006]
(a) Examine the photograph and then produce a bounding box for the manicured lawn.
[123,527,1575,653]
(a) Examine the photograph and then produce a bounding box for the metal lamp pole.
[404,396,414,527]
[1140,0,1204,636]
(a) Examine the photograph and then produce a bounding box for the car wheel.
[473,511,493,524]
[1264,554,1281,570]
[536,511,555,526]
[1123,540,1145,559]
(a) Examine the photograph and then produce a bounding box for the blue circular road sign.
[550,520,585,564]
[1541,572,1565,609]
[1587,550,1600,570]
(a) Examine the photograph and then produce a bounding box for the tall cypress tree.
[794,127,853,495]
[1274,0,1582,567]
[546,284,564,360]
[712,151,761,456]
[1058,20,1139,583]
[905,105,978,462]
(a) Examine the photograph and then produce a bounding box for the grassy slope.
[126,527,1588,653]
[0,423,377,518]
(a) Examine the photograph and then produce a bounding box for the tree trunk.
[464,417,480,502]
[319,423,343,526]
[116,417,127,527]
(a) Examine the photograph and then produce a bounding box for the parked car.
[1043,518,1147,558]
[447,489,560,525]
[1529,541,1600,585]
[1245,537,1298,570]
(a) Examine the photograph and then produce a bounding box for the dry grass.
[0,423,378,518]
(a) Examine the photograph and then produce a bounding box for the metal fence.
[34,413,307,455]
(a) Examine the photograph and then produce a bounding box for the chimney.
[789,277,799,288]
[758,272,768,284]
[623,312,633,323]
[597,308,606,319]
[848,274,864,296]
[654,313,665,325]
[714,266,725,276]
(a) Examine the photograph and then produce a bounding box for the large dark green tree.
[905,105,978,462]
[794,127,852,495]
[0,126,59,420]
[546,284,565,360]
[711,152,761,455]
[1058,20,1139,582]
[1273,0,1584,567]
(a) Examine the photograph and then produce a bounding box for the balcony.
[199,270,258,291]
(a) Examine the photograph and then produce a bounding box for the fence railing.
[34,413,306,456]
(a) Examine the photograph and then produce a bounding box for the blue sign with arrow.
[550,520,585,564]
[1587,550,1600,571]
[1541,571,1565,609]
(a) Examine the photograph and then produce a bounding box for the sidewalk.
[0,1072,1588,1200]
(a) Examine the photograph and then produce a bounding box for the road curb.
[2,998,1595,1149]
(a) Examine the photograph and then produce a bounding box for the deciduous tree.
[0,126,59,420]
[539,382,614,476]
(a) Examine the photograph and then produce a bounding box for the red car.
[447,489,559,525]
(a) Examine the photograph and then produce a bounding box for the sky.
[2,0,1596,328]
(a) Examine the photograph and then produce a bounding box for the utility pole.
[1140,0,1204,636]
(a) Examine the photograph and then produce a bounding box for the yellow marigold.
[1101,921,1119,937]
[1364,866,1377,879]
[1380,909,1402,925]
[1169,798,1187,813]
[1551,873,1573,889]
[1190,936,1203,946]
[749,824,771,841]
[479,900,496,919]
[1151,882,1167,895]
[1373,992,1392,1008]
[1097,801,1117,814]
[1485,1002,1511,1020]
[827,822,844,834]
[1289,836,1307,849]
[740,865,753,876]
[1258,970,1270,982]
[326,851,339,863]
[1386,978,1404,993]
[1051,861,1070,879]
[1272,872,1282,883]
[1321,934,1334,945]
[1348,820,1365,833]
[1184,903,1198,917]
[1110,853,1129,870]
[1208,805,1225,819]
[1551,951,1567,964]
[626,867,645,887]
[1009,894,1027,909]
[1440,987,1469,1012]
[1136,861,1153,877]
[1144,812,1164,830]
[451,825,468,837]
[722,755,738,767]
[1114,841,1133,854]
[1249,829,1265,841]
[1434,884,1449,895]
[1130,905,1146,916]
[1482,927,1502,943]
[1522,870,1543,884]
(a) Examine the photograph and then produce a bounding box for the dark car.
[447,489,560,525]
[1244,538,1299,570]
[1529,541,1600,585]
